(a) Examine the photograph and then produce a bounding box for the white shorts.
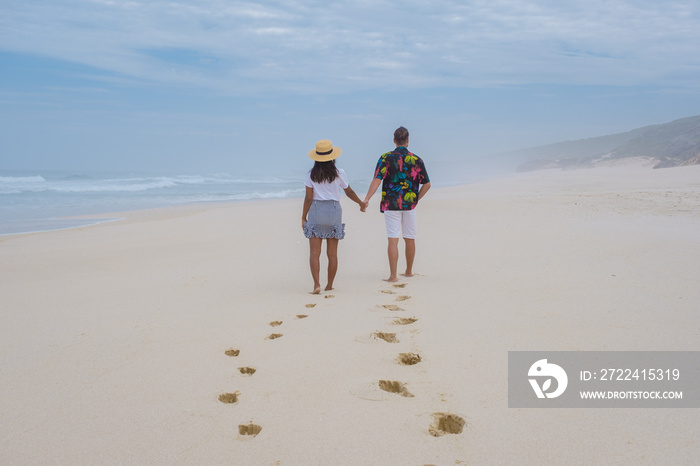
[384,210,417,239]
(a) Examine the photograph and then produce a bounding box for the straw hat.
[308,139,342,162]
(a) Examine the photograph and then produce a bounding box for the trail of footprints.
[372,282,466,437]
[218,292,334,439]
[217,283,464,441]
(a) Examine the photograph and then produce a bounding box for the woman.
[302,139,365,294]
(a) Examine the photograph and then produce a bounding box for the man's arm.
[417,181,431,202]
[363,178,382,208]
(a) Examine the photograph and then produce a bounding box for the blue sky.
[2,0,700,181]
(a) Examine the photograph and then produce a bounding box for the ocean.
[0,170,342,236]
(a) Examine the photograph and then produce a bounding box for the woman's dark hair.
[310,160,339,184]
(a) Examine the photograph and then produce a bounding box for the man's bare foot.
[401,272,413,277]
[324,285,334,291]
[310,287,321,295]
[384,277,399,283]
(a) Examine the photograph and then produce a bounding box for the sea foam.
[0,170,311,235]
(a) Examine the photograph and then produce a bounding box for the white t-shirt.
[305,168,349,201]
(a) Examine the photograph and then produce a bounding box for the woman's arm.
[302,186,313,229]
[344,186,366,212]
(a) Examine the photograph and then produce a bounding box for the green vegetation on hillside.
[511,116,700,171]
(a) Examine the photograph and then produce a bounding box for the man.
[363,126,431,282]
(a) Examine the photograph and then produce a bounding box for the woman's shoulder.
[336,167,349,180]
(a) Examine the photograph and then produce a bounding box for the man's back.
[374,146,429,212]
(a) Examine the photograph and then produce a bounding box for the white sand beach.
[1,163,699,465]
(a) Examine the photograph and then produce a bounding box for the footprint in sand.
[296,314,308,319]
[225,348,240,357]
[393,317,417,325]
[393,283,407,288]
[378,304,404,311]
[396,295,411,302]
[324,295,335,299]
[428,413,466,437]
[380,289,395,294]
[269,321,283,327]
[238,367,256,376]
[218,392,240,404]
[397,352,422,366]
[305,303,316,308]
[372,331,398,343]
[378,380,414,397]
[238,423,262,437]
[266,333,283,340]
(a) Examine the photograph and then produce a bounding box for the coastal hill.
[505,115,700,171]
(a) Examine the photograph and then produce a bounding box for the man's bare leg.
[386,237,400,282]
[403,238,415,277]
[309,237,322,294]
[325,238,339,291]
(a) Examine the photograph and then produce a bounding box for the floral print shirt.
[374,146,430,212]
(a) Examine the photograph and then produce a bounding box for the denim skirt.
[303,200,345,239]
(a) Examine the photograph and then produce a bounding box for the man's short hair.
[394,126,409,145]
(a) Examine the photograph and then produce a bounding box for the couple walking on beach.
[301,126,431,294]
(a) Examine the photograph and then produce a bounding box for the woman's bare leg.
[325,238,339,291]
[309,237,322,294]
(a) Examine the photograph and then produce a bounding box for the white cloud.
[2,0,700,93]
